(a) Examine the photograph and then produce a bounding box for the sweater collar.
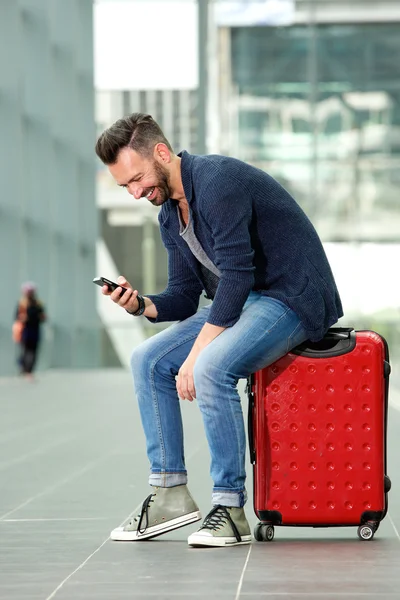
[178,150,194,204]
[159,150,193,228]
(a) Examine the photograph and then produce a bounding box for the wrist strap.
[129,294,145,317]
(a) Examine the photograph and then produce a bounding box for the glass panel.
[230,23,400,242]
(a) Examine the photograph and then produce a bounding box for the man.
[95,113,343,548]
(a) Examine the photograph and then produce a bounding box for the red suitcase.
[248,328,391,542]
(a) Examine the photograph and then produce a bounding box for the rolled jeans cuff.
[212,489,247,508]
[149,472,188,488]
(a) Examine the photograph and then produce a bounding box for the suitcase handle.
[246,375,256,464]
[291,327,356,358]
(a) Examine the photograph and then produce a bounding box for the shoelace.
[126,493,155,534]
[199,505,242,542]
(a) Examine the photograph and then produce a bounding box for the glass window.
[228,23,400,242]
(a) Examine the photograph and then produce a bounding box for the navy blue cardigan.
[147,151,343,342]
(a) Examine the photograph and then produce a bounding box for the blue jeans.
[130,292,308,508]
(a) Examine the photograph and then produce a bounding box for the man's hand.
[176,323,226,402]
[102,275,140,314]
[177,350,199,402]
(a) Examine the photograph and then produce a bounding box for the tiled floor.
[0,369,399,600]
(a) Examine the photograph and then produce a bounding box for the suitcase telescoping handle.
[291,327,356,358]
[247,375,256,464]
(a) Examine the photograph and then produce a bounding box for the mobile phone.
[93,276,128,295]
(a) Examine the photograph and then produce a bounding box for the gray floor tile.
[0,369,399,600]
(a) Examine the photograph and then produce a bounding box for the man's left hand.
[176,323,226,402]
[177,352,199,401]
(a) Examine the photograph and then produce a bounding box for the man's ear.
[154,143,172,164]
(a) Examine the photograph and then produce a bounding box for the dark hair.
[95,113,173,165]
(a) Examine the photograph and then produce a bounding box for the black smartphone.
[93,277,128,295]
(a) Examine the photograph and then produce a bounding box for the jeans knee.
[131,338,176,384]
[130,339,154,380]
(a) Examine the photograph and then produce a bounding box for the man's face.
[109,147,172,206]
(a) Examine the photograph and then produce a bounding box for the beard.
[144,161,172,206]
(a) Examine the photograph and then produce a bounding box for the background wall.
[0,0,99,375]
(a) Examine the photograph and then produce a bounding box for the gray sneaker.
[188,505,252,547]
[110,485,201,541]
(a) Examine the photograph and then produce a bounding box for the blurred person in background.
[13,282,46,380]
[95,113,343,548]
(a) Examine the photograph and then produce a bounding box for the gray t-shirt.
[177,208,220,300]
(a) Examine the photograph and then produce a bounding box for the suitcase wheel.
[254,523,274,542]
[357,523,377,541]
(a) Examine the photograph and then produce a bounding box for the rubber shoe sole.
[110,510,202,541]
[188,532,252,547]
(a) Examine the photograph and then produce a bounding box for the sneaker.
[110,485,201,541]
[188,505,252,547]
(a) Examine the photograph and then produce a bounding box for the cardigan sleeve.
[201,175,255,327]
[145,226,203,323]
